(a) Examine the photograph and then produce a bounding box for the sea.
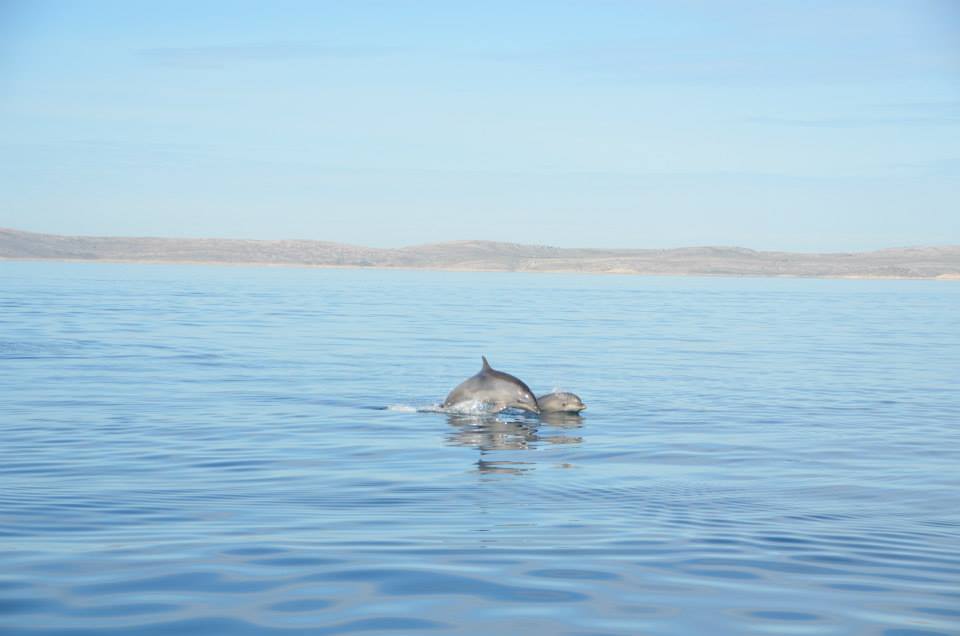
[1,261,958,636]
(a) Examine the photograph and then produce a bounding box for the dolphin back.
[478,356,537,399]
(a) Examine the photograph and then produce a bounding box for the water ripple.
[1,264,958,635]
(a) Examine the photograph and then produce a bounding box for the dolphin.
[536,391,586,413]
[443,356,540,414]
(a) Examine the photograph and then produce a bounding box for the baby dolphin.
[443,356,540,414]
[537,391,587,413]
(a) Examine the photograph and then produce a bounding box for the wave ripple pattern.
[1,263,958,636]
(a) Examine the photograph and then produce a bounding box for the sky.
[1,0,958,251]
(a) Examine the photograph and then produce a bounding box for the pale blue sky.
[1,1,958,250]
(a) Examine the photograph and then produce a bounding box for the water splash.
[386,401,510,416]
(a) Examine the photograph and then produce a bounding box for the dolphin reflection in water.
[445,412,583,475]
[444,412,583,452]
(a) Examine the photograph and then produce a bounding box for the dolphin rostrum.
[443,356,540,414]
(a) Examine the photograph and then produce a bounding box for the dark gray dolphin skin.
[443,356,540,414]
[537,391,586,413]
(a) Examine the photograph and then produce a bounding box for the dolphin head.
[562,394,587,413]
[537,391,586,413]
[509,388,540,414]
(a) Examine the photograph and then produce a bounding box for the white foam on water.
[437,399,501,415]
[385,404,420,413]
[385,401,505,415]
[415,404,448,413]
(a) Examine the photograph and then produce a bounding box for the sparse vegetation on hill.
[2,228,958,279]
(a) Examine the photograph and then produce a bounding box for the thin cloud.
[747,113,960,128]
[139,42,399,68]
[748,99,960,128]
[891,157,960,176]
[875,100,960,116]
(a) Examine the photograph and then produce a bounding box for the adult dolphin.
[443,356,540,414]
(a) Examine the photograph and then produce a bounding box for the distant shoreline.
[4,256,959,282]
[2,228,959,280]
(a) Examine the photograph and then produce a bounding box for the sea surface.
[1,261,959,636]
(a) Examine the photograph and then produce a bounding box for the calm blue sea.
[1,262,959,636]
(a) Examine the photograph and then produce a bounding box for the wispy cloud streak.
[139,42,399,68]
[748,102,960,128]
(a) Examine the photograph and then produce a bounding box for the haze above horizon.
[1,1,958,251]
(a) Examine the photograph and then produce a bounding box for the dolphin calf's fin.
[481,355,492,371]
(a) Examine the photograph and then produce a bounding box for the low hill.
[2,228,958,279]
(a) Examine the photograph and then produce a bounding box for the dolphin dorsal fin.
[481,355,492,371]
